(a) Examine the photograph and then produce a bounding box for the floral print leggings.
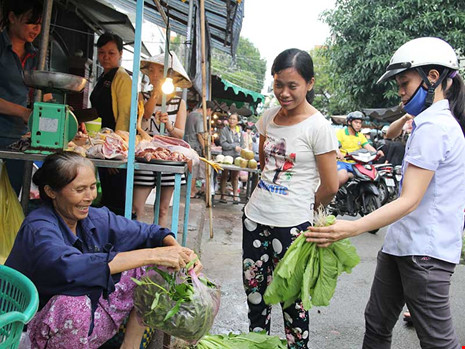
[28,267,145,349]
[242,215,311,348]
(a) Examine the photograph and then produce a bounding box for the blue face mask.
[403,84,427,116]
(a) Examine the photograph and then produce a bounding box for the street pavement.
[196,200,465,349]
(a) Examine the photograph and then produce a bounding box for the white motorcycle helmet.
[377,37,459,111]
[377,37,459,84]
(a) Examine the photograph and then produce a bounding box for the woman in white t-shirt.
[242,48,338,347]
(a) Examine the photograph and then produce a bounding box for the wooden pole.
[199,0,214,238]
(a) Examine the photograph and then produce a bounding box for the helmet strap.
[348,122,359,134]
[416,68,450,108]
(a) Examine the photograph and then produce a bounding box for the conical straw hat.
[141,51,192,88]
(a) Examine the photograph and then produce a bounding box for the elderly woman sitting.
[6,151,201,349]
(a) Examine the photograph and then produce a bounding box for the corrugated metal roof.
[57,0,152,56]
[110,0,244,56]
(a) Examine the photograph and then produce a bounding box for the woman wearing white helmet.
[306,37,465,348]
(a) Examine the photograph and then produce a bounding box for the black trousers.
[97,168,127,216]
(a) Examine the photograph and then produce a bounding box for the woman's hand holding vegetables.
[158,235,203,273]
[304,219,361,248]
[152,245,194,271]
[185,249,203,274]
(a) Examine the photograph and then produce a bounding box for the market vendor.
[219,113,244,204]
[133,52,191,226]
[5,151,201,349]
[90,32,132,215]
[0,0,42,194]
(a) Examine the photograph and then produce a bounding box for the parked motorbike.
[329,149,382,234]
[374,163,398,205]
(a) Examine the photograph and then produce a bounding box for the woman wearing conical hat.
[132,52,192,227]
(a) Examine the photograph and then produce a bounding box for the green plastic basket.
[0,265,39,349]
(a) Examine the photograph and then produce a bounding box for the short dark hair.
[206,100,215,110]
[1,0,43,29]
[33,151,95,203]
[271,48,315,103]
[96,32,123,51]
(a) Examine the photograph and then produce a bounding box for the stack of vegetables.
[264,210,360,310]
[133,264,220,343]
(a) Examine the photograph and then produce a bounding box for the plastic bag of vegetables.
[133,265,220,343]
[264,209,360,310]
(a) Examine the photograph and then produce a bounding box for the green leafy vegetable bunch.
[192,331,287,349]
[264,212,360,310]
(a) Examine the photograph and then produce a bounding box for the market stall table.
[212,163,258,205]
[0,150,192,246]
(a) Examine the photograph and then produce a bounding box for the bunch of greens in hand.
[133,261,220,343]
[264,209,360,310]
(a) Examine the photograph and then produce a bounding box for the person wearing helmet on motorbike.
[336,111,384,187]
[306,37,465,349]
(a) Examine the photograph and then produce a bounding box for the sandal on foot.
[219,198,227,203]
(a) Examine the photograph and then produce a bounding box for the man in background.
[184,100,214,197]
[336,111,383,187]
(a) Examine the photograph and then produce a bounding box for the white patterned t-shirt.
[244,106,337,227]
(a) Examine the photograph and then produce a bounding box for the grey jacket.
[220,126,244,157]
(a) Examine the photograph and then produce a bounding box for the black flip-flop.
[403,312,413,324]
[219,198,227,203]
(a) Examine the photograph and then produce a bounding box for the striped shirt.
[135,94,186,187]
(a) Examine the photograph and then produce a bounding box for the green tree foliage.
[310,46,334,115]
[322,0,465,113]
[211,37,267,93]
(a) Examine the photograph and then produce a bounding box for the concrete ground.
[142,191,465,348]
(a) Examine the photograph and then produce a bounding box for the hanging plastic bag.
[0,162,25,264]
[133,266,220,343]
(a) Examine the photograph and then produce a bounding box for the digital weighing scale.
[23,70,87,154]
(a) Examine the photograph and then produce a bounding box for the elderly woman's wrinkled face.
[46,166,97,230]
[97,41,122,73]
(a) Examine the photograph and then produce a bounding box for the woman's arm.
[142,91,158,119]
[259,134,266,169]
[305,163,433,246]
[113,70,132,132]
[314,151,338,209]
[386,114,413,139]
[0,98,31,123]
[167,99,187,139]
[109,234,200,274]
